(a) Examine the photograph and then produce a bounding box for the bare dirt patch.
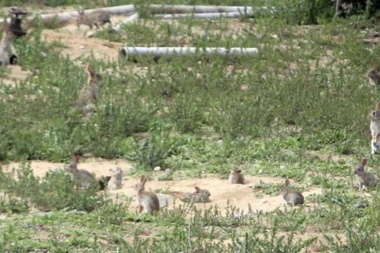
[1,159,322,215]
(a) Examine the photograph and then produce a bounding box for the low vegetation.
[0,0,380,252]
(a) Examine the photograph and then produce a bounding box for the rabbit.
[280,179,304,206]
[134,175,160,214]
[0,22,17,66]
[98,175,111,191]
[372,133,380,156]
[76,9,111,30]
[65,154,96,189]
[369,102,380,154]
[76,64,102,118]
[354,158,378,191]
[367,62,380,89]
[228,168,244,184]
[107,167,123,190]
[170,186,211,203]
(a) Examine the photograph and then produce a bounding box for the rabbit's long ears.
[140,175,147,185]
[72,154,80,163]
[375,102,380,110]
[284,179,290,187]
[194,186,201,193]
[361,158,368,167]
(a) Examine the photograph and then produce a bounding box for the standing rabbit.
[76,64,102,118]
[229,168,244,184]
[170,186,211,203]
[76,9,111,30]
[369,102,380,155]
[107,167,123,190]
[354,158,378,191]
[280,179,304,206]
[134,175,160,214]
[367,62,380,90]
[65,154,96,189]
[0,22,17,66]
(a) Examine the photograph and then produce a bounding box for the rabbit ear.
[361,158,368,167]
[86,64,95,74]
[194,186,201,193]
[72,154,80,163]
[77,9,84,15]
[140,175,147,184]
[284,179,290,187]
[371,61,378,69]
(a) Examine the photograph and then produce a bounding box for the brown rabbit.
[170,186,211,203]
[367,62,380,89]
[76,9,111,29]
[65,154,96,189]
[0,22,17,66]
[369,102,380,155]
[280,179,304,206]
[97,175,111,191]
[354,158,378,191]
[134,175,160,214]
[228,168,244,184]
[76,64,102,118]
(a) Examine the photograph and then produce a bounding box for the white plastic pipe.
[120,47,259,58]
[149,4,253,14]
[112,12,139,31]
[26,5,136,27]
[155,11,253,19]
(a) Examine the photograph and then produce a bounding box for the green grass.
[1,0,380,252]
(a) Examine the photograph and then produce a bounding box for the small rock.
[153,166,161,171]
[86,31,95,38]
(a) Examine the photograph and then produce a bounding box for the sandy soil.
[1,158,322,215]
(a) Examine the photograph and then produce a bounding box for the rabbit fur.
[354,158,378,191]
[77,64,102,118]
[134,175,160,214]
[76,9,111,29]
[170,186,211,203]
[228,168,244,184]
[367,62,380,88]
[369,102,380,154]
[65,154,96,189]
[107,167,123,190]
[0,22,17,66]
[280,179,304,206]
